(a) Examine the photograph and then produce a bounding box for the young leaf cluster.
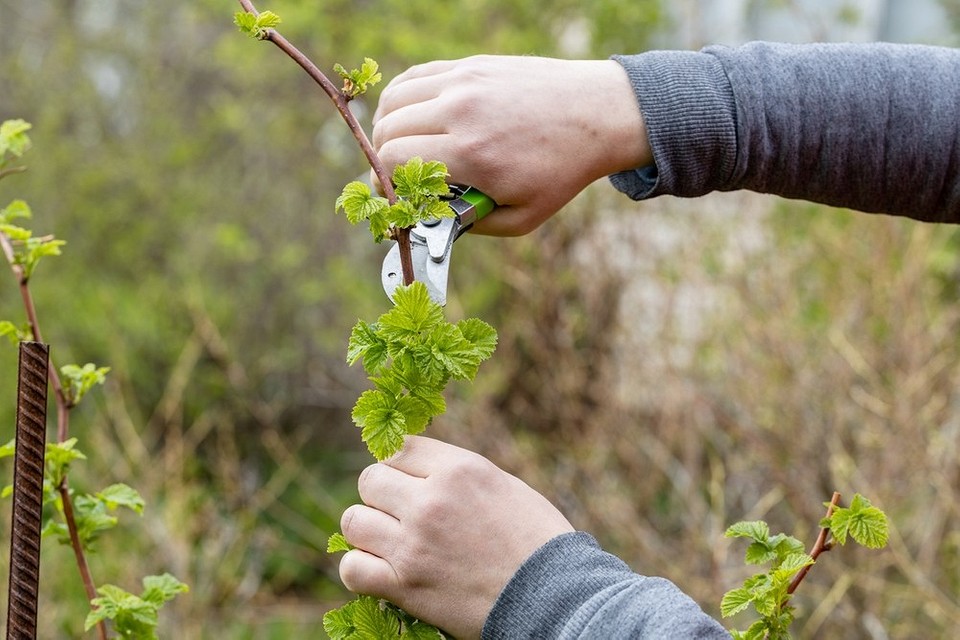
[85,574,189,639]
[0,119,32,169]
[61,362,111,407]
[0,198,65,280]
[721,521,813,639]
[347,281,497,460]
[821,493,889,549]
[334,58,382,98]
[336,158,453,242]
[1,438,145,551]
[233,9,281,40]
[323,595,446,640]
[722,494,889,640]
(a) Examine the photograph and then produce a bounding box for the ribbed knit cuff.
[609,50,738,200]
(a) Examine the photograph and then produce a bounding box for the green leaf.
[45,438,87,486]
[323,603,357,640]
[347,320,389,374]
[829,494,889,549]
[720,587,754,618]
[352,389,407,461]
[327,532,353,553]
[0,119,32,161]
[140,573,189,607]
[387,200,420,229]
[456,318,498,361]
[60,363,110,406]
[402,619,446,639]
[325,596,399,639]
[96,483,145,515]
[1,199,31,223]
[392,158,450,202]
[86,584,159,638]
[725,520,770,543]
[378,282,445,346]
[744,541,778,566]
[0,321,30,345]
[334,58,383,97]
[1,484,12,498]
[0,438,15,459]
[234,10,281,40]
[396,394,432,436]
[336,181,390,225]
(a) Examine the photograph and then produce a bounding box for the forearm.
[612,42,960,222]
[482,532,730,639]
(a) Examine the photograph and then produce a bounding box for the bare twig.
[235,0,416,285]
[786,491,842,597]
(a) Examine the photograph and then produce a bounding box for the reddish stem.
[786,491,842,597]
[235,0,414,284]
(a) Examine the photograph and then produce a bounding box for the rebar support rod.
[6,341,49,640]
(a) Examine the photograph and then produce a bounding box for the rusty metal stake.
[5,342,49,640]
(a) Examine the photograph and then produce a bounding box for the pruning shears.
[381,185,495,306]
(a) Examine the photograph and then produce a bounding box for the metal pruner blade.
[381,185,495,306]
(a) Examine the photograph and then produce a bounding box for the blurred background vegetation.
[0,0,958,637]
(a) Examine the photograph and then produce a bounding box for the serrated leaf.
[402,619,445,639]
[831,494,888,549]
[347,320,389,374]
[96,483,145,515]
[0,119,31,160]
[396,394,432,436]
[721,587,754,618]
[352,390,407,460]
[457,318,497,358]
[352,596,401,637]
[393,158,450,201]
[327,532,353,553]
[60,363,109,406]
[323,603,357,639]
[140,573,188,607]
[334,57,383,97]
[234,10,281,40]
[744,541,778,565]
[772,552,814,584]
[336,181,390,225]
[725,520,770,543]
[1,199,31,223]
[387,200,420,229]
[427,323,482,381]
[378,283,444,345]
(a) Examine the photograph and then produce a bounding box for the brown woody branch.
[236,0,415,285]
[786,491,842,598]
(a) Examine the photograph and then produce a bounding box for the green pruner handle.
[459,186,496,221]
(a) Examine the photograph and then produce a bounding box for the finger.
[340,503,401,558]
[377,134,460,179]
[382,435,475,477]
[373,100,449,151]
[338,548,400,600]
[356,462,424,514]
[374,74,448,124]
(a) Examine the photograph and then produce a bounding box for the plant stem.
[1,230,107,640]
[236,0,415,285]
[786,491,842,597]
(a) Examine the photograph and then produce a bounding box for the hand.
[372,55,651,236]
[338,436,575,639]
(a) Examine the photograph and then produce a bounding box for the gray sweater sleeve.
[481,532,729,639]
[610,42,960,222]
